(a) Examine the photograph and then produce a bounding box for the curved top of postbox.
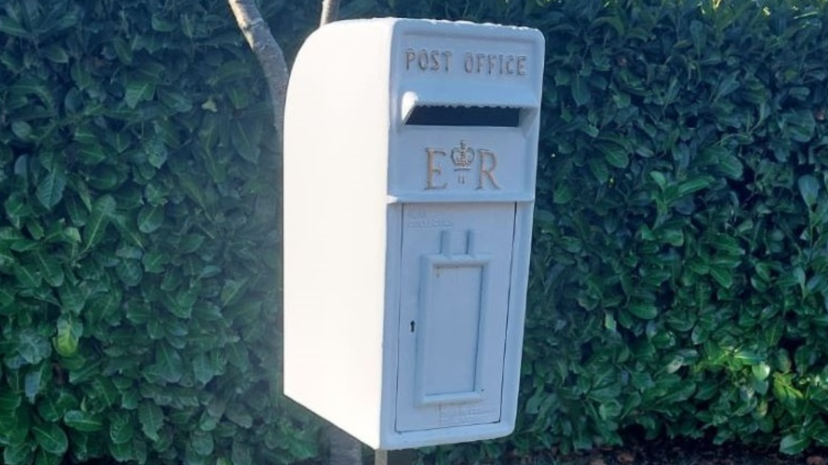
[292,18,545,110]
[309,18,545,85]
[319,16,542,33]
[286,18,545,205]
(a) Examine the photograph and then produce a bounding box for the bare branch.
[227,0,289,142]
[320,0,341,26]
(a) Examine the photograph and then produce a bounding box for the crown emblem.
[451,140,475,171]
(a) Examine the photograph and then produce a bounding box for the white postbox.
[283,18,544,450]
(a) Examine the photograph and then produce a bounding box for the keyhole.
[410,321,416,333]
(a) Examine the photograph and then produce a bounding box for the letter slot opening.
[405,105,521,127]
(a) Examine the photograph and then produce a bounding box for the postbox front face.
[389,28,542,200]
[387,23,543,438]
[395,203,515,431]
[283,18,544,449]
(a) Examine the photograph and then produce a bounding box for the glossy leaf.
[137,205,164,234]
[17,330,51,365]
[33,423,68,455]
[0,390,22,411]
[54,316,82,357]
[36,167,67,209]
[81,195,116,253]
[780,433,810,455]
[63,410,104,432]
[138,401,164,442]
[124,79,154,109]
[3,443,32,465]
[627,302,658,320]
[798,175,820,209]
[110,412,135,445]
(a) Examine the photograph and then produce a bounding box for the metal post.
[375,449,416,465]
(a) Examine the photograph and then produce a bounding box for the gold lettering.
[426,148,447,190]
[477,149,500,190]
[405,49,416,70]
[517,56,527,76]
[442,50,452,72]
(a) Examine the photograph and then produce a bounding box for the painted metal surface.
[395,204,515,432]
[283,18,544,450]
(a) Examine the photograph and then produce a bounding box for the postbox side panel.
[284,20,394,448]
[395,203,516,432]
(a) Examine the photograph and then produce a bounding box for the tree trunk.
[320,0,341,25]
[226,0,289,142]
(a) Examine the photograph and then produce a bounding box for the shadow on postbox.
[284,18,545,451]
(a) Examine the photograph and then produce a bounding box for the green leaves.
[604,150,629,169]
[53,316,82,357]
[24,363,47,402]
[677,176,714,197]
[190,430,214,456]
[798,175,820,209]
[109,411,135,445]
[220,279,249,307]
[780,433,810,455]
[709,265,734,289]
[230,118,262,162]
[571,74,591,106]
[42,44,69,64]
[12,0,828,462]
[5,192,30,229]
[0,0,315,464]
[0,13,29,38]
[137,205,164,234]
[36,166,66,209]
[231,441,252,465]
[16,329,51,365]
[522,0,828,457]
[124,78,155,109]
[32,423,68,455]
[3,443,33,465]
[192,352,215,385]
[145,136,169,169]
[597,139,630,169]
[138,401,164,442]
[627,302,658,320]
[63,410,104,432]
[153,342,183,384]
[0,390,22,411]
[58,284,88,315]
[81,195,116,253]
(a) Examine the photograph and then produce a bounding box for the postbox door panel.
[395,203,515,432]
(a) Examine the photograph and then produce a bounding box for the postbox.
[283,18,544,450]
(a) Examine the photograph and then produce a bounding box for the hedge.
[518,0,828,461]
[0,1,320,464]
[3,0,828,464]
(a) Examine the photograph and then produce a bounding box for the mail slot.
[283,18,544,450]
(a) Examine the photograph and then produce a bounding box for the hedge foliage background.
[0,1,320,464]
[2,0,828,464]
